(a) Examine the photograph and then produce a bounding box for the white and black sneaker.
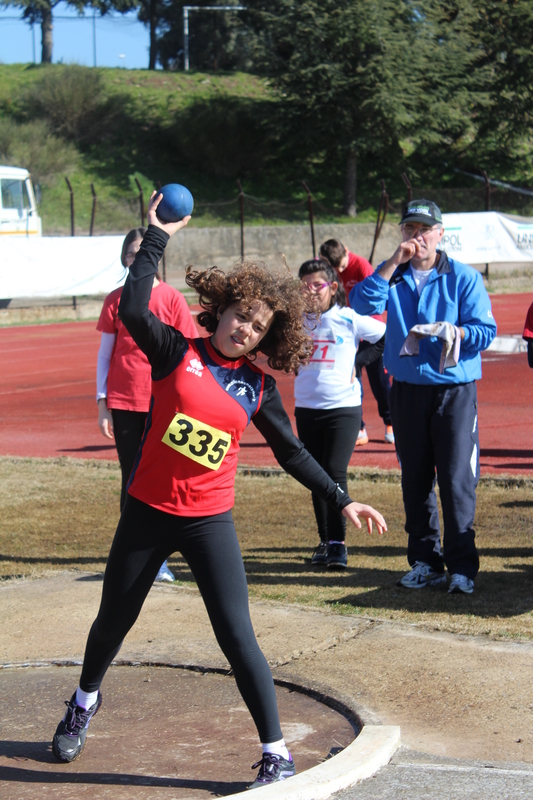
[398,561,446,589]
[52,691,102,762]
[448,574,474,594]
[249,752,296,789]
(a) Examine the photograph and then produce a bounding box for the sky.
[0,3,152,69]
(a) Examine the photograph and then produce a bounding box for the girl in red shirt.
[96,227,197,580]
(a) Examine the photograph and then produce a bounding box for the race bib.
[308,338,336,370]
[162,412,231,471]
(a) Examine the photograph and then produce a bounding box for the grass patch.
[1,457,532,640]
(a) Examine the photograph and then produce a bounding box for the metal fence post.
[401,172,412,209]
[482,170,490,279]
[236,179,245,260]
[134,177,145,227]
[369,180,388,265]
[89,183,97,236]
[302,180,316,258]
[65,176,75,236]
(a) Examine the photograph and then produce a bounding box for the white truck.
[0,166,42,237]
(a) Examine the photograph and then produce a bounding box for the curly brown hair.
[185,260,318,373]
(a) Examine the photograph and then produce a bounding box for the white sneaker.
[398,561,447,589]
[448,574,474,594]
[356,428,369,446]
[155,561,175,582]
[384,425,395,444]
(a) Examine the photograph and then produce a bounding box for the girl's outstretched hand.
[147,191,191,236]
[342,502,387,536]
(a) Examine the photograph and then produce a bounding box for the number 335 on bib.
[162,412,231,470]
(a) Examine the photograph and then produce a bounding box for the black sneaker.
[249,752,296,789]
[326,543,347,569]
[52,691,102,763]
[311,542,328,566]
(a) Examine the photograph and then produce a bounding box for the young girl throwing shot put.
[52,193,386,787]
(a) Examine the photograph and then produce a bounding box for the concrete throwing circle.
[0,663,358,799]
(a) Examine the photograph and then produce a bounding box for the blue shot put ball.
[157,184,194,222]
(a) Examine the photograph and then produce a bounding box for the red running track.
[1,292,532,475]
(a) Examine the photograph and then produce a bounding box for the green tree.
[247,0,485,214]
[247,0,426,215]
[157,0,251,72]
[135,0,164,69]
[400,1,488,180]
[471,0,533,177]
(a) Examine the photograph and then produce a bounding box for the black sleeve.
[528,340,533,369]
[118,224,189,375]
[355,335,385,371]
[252,375,353,512]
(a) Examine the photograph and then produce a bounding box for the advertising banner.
[441,212,533,265]
[0,236,126,299]
[2,212,533,299]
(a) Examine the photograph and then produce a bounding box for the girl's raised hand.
[147,191,191,236]
[342,502,387,536]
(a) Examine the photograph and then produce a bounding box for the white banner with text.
[1,212,533,299]
[0,236,126,299]
[441,212,533,265]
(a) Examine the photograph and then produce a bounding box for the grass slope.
[0,63,379,235]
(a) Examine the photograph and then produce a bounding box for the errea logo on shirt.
[186,358,204,377]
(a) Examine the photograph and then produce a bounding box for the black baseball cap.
[400,199,443,226]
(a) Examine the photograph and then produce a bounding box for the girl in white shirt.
[295,259,386,568]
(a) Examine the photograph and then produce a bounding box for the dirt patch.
[1,572,532,767]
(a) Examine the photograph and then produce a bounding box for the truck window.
[1,178,31,211]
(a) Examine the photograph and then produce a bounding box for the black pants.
[295,406,361,542]
[357,346,392,429]
[390,380,480,579]
[365,355,392,426]
[111,409,148,511]
[79,495,282,743]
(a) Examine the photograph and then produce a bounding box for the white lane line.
[0,380,92,396]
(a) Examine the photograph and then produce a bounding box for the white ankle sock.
[75,687,99,710]
[262,738,290,760]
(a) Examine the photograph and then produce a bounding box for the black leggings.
[111,409,148,511]
[79,495,283,743]
[295,406,361,542]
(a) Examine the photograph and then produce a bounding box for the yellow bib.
[162,411,231,471]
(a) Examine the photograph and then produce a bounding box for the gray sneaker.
[448,574,474,594]
[52,691,102,762]
[398,561,446,589]
[249,752,296,789]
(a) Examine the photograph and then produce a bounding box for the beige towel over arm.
[399,322,461,373]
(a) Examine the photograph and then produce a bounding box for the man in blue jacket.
[352,199,497,594]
